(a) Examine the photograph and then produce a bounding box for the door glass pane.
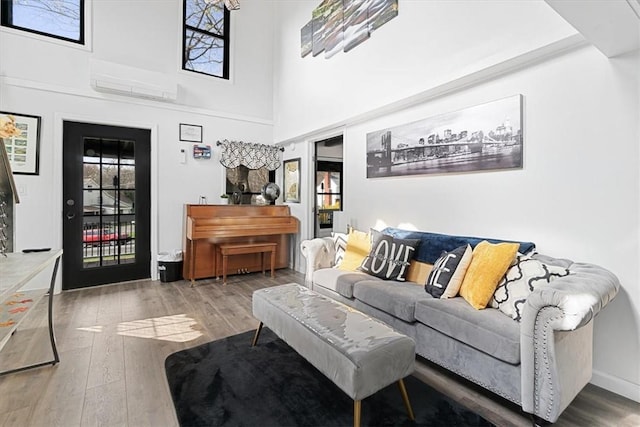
[84,139,101,163]
[329,172,340,193]
[82,137,136,269]
[121,140,135,161]
[101,165,119,189]
[120,165,135,189]
[83,189,100,216]
[316,170,341,210]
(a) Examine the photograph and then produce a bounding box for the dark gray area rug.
[165,328,493,426]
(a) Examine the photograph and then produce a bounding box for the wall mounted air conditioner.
[90,59,178,102]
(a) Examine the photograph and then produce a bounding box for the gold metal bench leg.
[251,322,263,347]
[353,400,361,427]
[397,378,415,420]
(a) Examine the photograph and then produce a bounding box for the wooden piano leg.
[190,239,196,288]
[222,253,228,285]
[270,248,275,278]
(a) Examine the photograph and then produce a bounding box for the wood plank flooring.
[0,270,638,427]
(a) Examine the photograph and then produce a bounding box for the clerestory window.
[0,0,84,44]
[183,0,230,80]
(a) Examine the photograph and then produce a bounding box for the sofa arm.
[525,260,620,331]
[300,237,336,287]
[520,261,620,422]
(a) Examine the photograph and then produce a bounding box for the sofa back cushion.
[382,227,535,264]
[406,260,433,284]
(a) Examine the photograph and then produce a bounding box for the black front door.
[62,121,151,290]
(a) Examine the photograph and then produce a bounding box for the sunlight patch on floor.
[77,325,104,333]
[77,314,202,342]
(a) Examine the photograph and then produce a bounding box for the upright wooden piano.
[183,204,299,282]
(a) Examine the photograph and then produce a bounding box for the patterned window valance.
[217,139,282,171]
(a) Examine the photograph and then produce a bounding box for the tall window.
[183,0,230,79]
[0,0,84,44]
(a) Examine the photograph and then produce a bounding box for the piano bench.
[219,242,278,284]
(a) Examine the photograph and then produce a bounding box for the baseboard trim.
[591,369,640,403]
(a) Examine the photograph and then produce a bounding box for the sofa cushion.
[360,229,420,281]
[353,280,432,322]
[382,227,535,264]
[425,244,473,298]
[414,297,521,365]
[313,268,374,298]
[459,241,519,309]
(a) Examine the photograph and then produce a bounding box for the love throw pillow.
[360,229,420,281]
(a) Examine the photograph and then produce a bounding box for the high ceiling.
[545,0,640,57]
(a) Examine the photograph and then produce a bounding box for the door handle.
[65,199,76,220]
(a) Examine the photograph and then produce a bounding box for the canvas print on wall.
[366,95,523,178]
[283,158,301,203]
[324,0,344,58]
[343,0,370,52]
[368,0,398,32]
[312,0,330,56]
[303,0,398,57]
[301,21,313,57]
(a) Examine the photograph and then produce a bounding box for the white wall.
[273,0,577,142]
[0,0,275,286]
[273,0,640,403]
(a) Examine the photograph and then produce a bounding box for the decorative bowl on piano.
[261,182,280,203]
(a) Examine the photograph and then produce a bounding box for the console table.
[0,250,63,376]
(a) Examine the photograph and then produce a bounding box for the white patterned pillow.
[490,255,571,321]
[331,231,348,268]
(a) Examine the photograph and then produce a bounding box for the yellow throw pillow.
[459,241,519,309]
[406,260,433,284]
[338,228,371,271]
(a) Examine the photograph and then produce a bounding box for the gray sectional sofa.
[300,227,620,423]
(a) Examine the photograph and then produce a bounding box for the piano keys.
[183,204,299,283]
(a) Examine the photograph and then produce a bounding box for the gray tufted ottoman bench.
[251,283,416,427]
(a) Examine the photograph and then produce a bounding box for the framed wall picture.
[366,94,523,178]
[283,158,301,203]
[179,123,203,143]
[0,111,41,175]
